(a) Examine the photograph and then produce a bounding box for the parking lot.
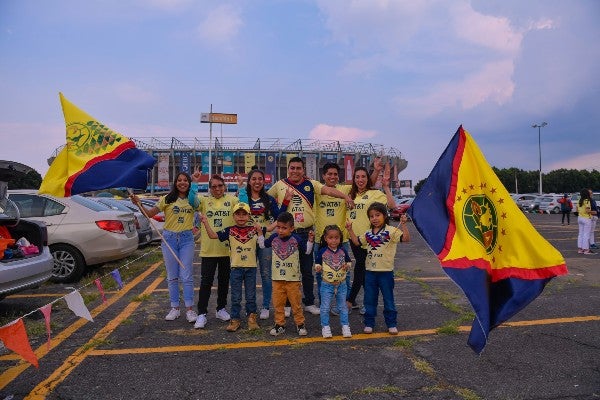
[0,213,598,399]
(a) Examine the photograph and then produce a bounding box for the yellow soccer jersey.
[217,225,259,268]
[348,189,387,235]
[315,246,351,284]
[199,194,239,257]
[268,178,324,229]
[315,184,350,242]
[157,196,200,232]
[358,225,403,272]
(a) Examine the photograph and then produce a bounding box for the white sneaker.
[186,309,198,323]
[259,308,270,320]
[321,326,332,338]
[284,306,291,317]
[165,308,180,321]
[215,308,231,321]
[304,304,320,315]
[342,325,352,338]
[194,314,207,329]
[363,326,373,334]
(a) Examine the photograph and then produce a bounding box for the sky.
[1,0,599,186]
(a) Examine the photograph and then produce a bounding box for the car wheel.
[49,244,86,283]
[552,206,560,214]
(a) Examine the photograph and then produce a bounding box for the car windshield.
[95,198,133,212]
[71,195,113,212]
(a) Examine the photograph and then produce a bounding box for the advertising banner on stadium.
[157,153,170,188]
[244,153,255,172]
[180,152,190,174]
[223,151,234,173]
[343,155,354,184]
[201,152,209,174]
[305,154,317,180]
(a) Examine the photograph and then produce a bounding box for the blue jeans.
[161,230,195,308]
[364,270,397,329]
[314,241,351,303]
[320,281,349,327]
[257,246,272,309]
[229,267,257,319]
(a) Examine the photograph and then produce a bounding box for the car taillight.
[96,220,125,233]
[153,214,165,222]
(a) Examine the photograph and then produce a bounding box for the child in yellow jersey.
[201,203,265,332]
[263,212,314,336]
[314,225,352,338]
[347,202,410,335]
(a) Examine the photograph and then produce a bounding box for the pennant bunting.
[94,278,107,303]
[408,126,567,354]
[0,319,39,367]
[110,269,124,289]
[64,291,94,322]
[39,304,53,350]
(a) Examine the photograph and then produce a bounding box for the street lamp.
[532,122,547,195]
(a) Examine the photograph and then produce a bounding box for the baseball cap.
[232,202,250,214]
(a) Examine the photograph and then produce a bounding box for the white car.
[8,190,138,283]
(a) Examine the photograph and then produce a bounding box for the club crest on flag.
[461,194,498,255]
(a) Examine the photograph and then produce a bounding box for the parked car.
[538,194,564,214]
[8,190,138,283]
[0,182,53,299]
[527,195,544,213]
[390,198,414,220]
[90,197,153,247]
[119,199,162,242]
[138,198,165,232]
[511,194,538,211]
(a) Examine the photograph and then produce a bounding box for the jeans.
[314,241,351,303]
[347,242,367,305]
[561,211,570,225]
[257,246,272,309]
[229,267,257,319]
[320,281,349,327]
[161,230,195,308]
[578,217,592,250]
[295,231,315,306]
[197,256,231,314]
[364,270,397,329]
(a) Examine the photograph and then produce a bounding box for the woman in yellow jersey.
[577,188,594,255]
[131,172,200,323]
[192,174,239,328]
[346,166,396,312]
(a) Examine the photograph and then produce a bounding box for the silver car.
[90,197,153,247]
[0,183,53,299]
[8,190,138,283]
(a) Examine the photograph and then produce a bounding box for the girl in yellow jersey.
[346,166,396,312]
[131,172,200,323]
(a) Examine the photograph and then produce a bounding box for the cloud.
[309,124,376,142]
[546,152,600,172]
[196,5,243,46]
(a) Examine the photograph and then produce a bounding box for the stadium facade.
[51,136,408,193]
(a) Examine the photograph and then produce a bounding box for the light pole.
[531,122,547,195]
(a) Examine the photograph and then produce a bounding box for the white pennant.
[64,291,94,322]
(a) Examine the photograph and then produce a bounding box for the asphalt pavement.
[0,213,598,399]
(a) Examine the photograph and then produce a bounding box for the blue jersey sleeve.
[263,234,276,248]
[343,247,352,263]
[216,227,230,242]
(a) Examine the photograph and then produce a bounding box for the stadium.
[47,136,409,193]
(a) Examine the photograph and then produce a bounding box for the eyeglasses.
[210,184,224,189]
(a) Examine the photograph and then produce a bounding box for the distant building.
[49,136,408,193]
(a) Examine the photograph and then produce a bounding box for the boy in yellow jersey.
[190,173,239,329]
[201,203,265,332]
[263,212,315,336]
[268,157,354,315]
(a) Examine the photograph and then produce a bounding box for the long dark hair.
[165,172,192,204]
[319,225,343,249]
[246,169,272,220]
[349,166,374,200]
[579,189,591,207]
[367,202,390,228]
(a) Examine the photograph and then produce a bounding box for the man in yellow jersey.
[268,157,354,315]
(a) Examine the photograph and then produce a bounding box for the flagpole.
[128,189,187,270]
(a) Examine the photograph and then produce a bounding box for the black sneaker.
[269,324,285,336]
[296,324,308,336]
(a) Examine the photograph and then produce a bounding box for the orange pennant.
[0,319,39,367]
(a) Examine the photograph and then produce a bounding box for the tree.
[5,170,43,189]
